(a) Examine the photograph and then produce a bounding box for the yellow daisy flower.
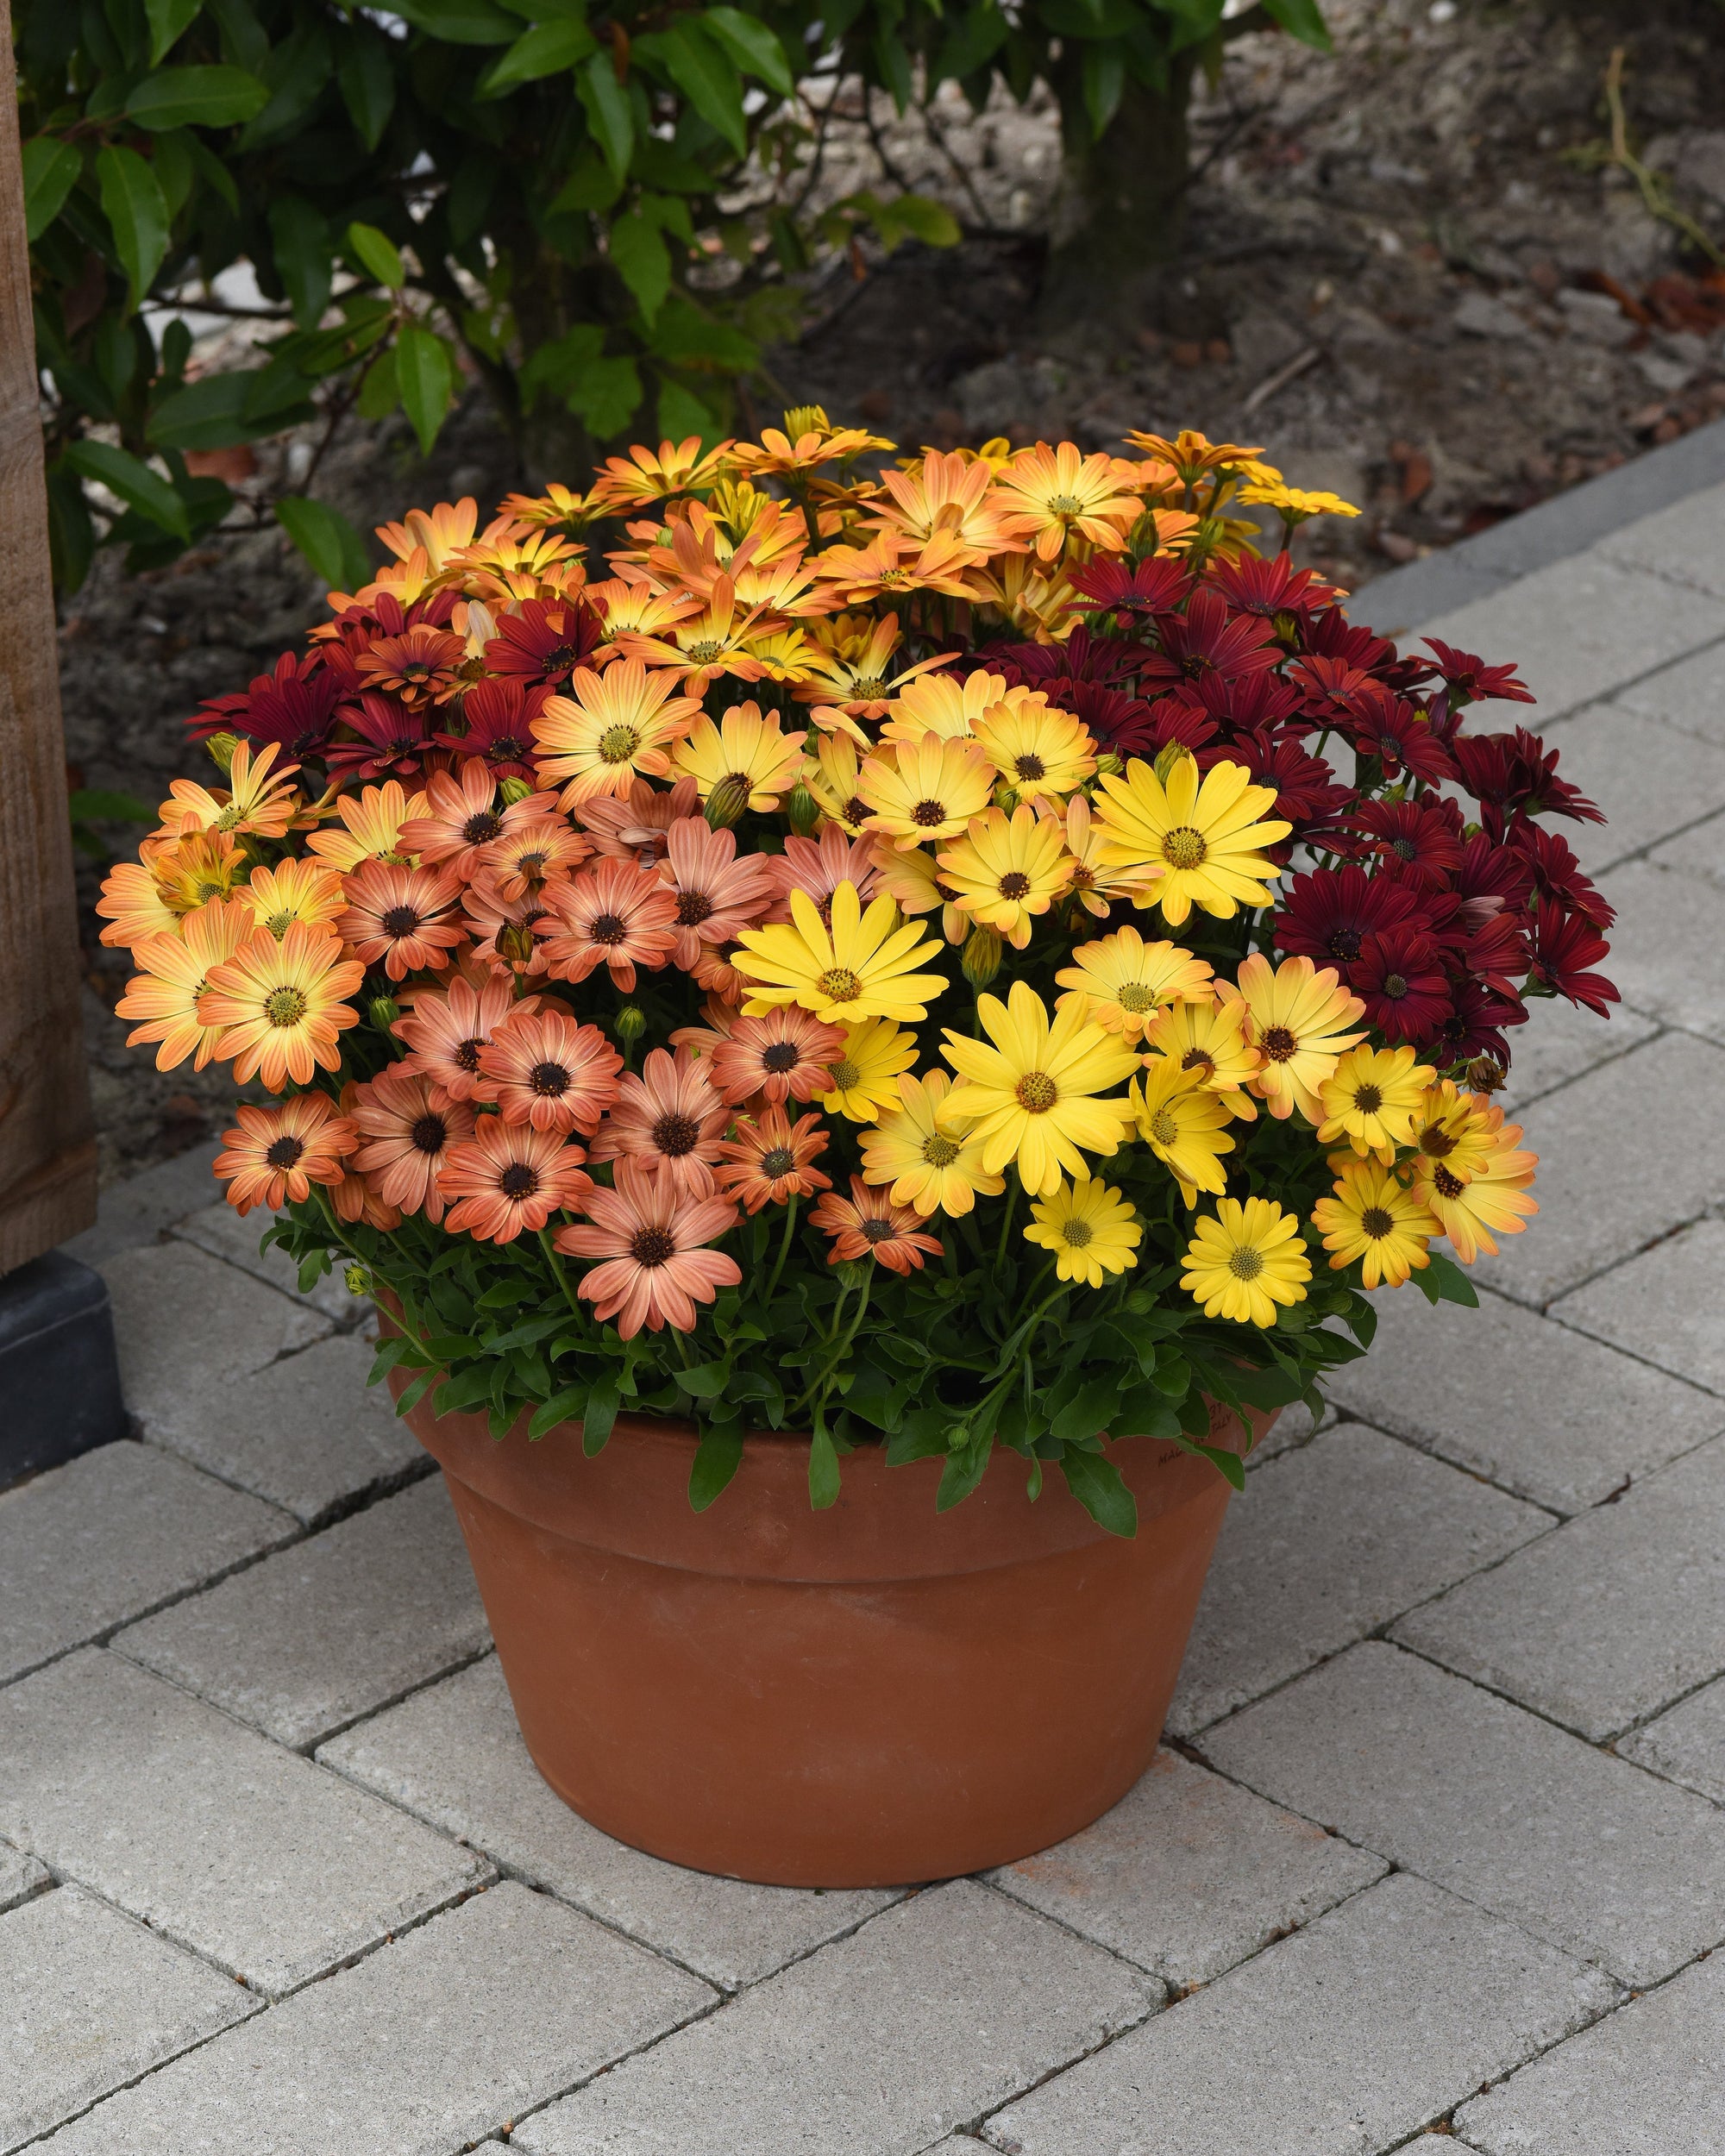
[938,981,1139,1195]
[1216,954,1366,1124]
[971,696,1097,805]
[858,734,997,851]
[1092,751,1290,925]
[861,1069,1004,1215]
[531,659,703,805]
[1414,1108,1538,1265]
[733,880,949,1027]
[236,857,347,942]
[993,441,1144,561]
[1237,480,1362,525]
[1056,925,1214,1043]
[671,701,808,814]
[936,806,1074,949]
[1130,1054,1235,1204]
[1181,1197,1312,1326]
[1311,1159,1441,1289]
[1024,1178,1143,1288]
[819,1018,919,1125]
[880,667,1013,746]
[1316,1044,1438,1160]
[1408,1080,1500,1186]
[198,922,367,1090]
[1058,793,1160,918]
[803,732,873,837]
[1141,994,1261,1117]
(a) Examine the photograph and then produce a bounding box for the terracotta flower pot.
[393,1368,1270,1888]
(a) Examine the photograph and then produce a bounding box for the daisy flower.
[1414,1107,1537,1264]
[794,612,952,724]
[555,1159,742,1338]
[616,580,769,694]
[437,678,551,780]
[1181,1197,1312,1326]
[714,1106,833,1213]
[399,761,537,877]
[866,840,968,944]
[355,624,467,704]
[461,881,560,978]
[706,1006,846,1106]
[542,859,679,992]
[1092,752,1290,925]
[880,667,1010,746]
[802,731,872,837]
[765,826,881,926]
[860,1069,1004,1217]
[306,779,422,874]
[1058,793,1158,918]
[819,1018,919,1124]
[972,698,1097,805]
[1407,1080,1499,1185]
[1312,1157,1441,1288]
[866,446,1029,557]
[1316,1044,1438,1160]
[1056,926,1214,1043]
[661,818,776,969]
[810,1176,944,1275]
[337,861,467,981]
[214,1093,359,1216]
[531,659,702,805]
[236,857,347,943]
[1217,954,1366,1124]
[1023,1178,1143,1288]
[198,923,366,1087]
[1141,995,1261,1117]
[155,742,299,843]
[116,898,254,1070]
[733,881,948,1028]
[814,528,987,607]
[476,816,591,903]
[1130,1055,1236,1204]
[938,981,1140,1195]
[586,1047,731,1191]
[350,1069,477,1222]
[670,702,807,816]
[588,433,735,510]
[993,442,1144,560]
[392,972,538,1100]
[575,777,700,866]
[96,842,184,949]
[937,806,1074,949]
[858,734,996,851]
[476,1007,622,1135]
[438,1119,594,1243]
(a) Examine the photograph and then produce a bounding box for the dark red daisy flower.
[1205,553,1342,622]
[1296,607,1429,696]
[1526,910,1619,1017]
[1422,636,1536,707]
[1272,865,1429,972]
[324,692,436,780]
[1069,556,1195,618]
[989,625,1145,688]
[1462,908,1530,997]
[1452,726,1604,832]
[1202,736,1353,843]
[1182,668,1306,742]
[324,586,460,658]
[1450,831,1534,919]
[1140,694,1222,756]
[1346,798,1465,888]
[436,679,552,780]
[1352,926,1452,1045]
[1138,588,1282,690]
[1342,689,1458,785]
[1289,653,1377,727]
[1433,975,1527,1065]
[485,597,606,687]
[1509,824,1615,930]
[191,652,343,757]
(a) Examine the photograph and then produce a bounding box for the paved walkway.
[9,477,1725,2151]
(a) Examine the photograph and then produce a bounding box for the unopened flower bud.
[962,925,1003,990]
[782,403,830,439]
[1152,741,1195,786]
[499,922,536,965]
[992,781,1020,812]
[835,1256,871,1291]
[499,776,535,805]
[705,773,751,830]
[614,1005,646,1044]
[368,994,400,1034]
[204,730,240,774]
[1466,1056,1506,1095]
[785,780,821,837]
[344,1263,372,1298]
[1094,751,1123,777]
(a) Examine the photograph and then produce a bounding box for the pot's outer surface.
[394,1368,1269,1887]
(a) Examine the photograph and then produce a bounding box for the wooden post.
[0,0,98,1269]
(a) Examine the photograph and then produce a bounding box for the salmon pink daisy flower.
[476,1007,622,1135]
[475,816,591,903]
[351,1069,477,1222]
[543,859,679,992]
[438,1120,594,1243]
[337,861,467,981]
[764,827,882,926]
[574,777,700,867]
[399,762,546,877]
[587,1047,731,1191]
[714,1106,832,1213]
[706,1006,845,1106]
[355,624,466,705]
[199,923,366,1087]
[660,818,775,969]
[461,881,561,977]
[393,973,538,1099]
[810,1176,944,1274]
[555,1159,742,1338]
[214,1093,358,1216]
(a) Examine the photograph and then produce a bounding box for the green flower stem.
[537,1225,583,1323]
[994,1179,1021,1274]
[762,1194,800,1307]
[794,1269,874,1421]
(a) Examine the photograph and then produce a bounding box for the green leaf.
[1059,1448,1138,1539]
[46,466,96,592]
[145,0,203,64]
[565,352,641,437]
[336,27,396,149]
[1414,1251,1480,1308]
[648,23,746,156]
[700,6,794,96]
[347,219,405,289]
[576,50,633,179]
[275,495,370,588]
[609,211,672,322]
[646,294,758,371]
[63,440,190,538]
[22,137,82,242]
[656,378,717,446]
[269,195,331,329]
[69,787,154,823]
[395,322,455,454]
[1262,0,1332,50]
[936,1432,994,1511]
[479,15,595,92]
[387,0,522,40]
[581,1374,621,1454]
[808,1424,842,1509]
[1049,1376,1123,1447]
[671,1359,728,1399]
[95,144,170,308]
[148,368,310,449]
[529,1383,587,1438]
[125,64,270,129]
[688,1425,744,1510]
[355,345,398,419]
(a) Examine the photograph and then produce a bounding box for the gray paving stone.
[36,1881,711,2156]
[1554,1217,1725,1395]
[1329,1283,1722,1514]
[1498,994,1658,1113]
[116,1476,489,1749]
[1597,477,1725,599]
[1471,1031,1725,1305]
[0,1883,255,2152]
[140,1332,426,1527]
[172,1201,372,1327]
[1648,804,1725,891]
[1394,1437,1725,1740]
[0,1841,49,1914]
[983,1872,1616,2156]
[1458,1946,1725,2154]
[319,1654,899,1990]
[1588,858,1725,1047]
[103,1240,330,1436]
[1534,704,1725,872]
[1621,1675,1725,1803]
[1203,1642,1725,1986]
[1243,1395,1335,1469]
[1615,638,1725,747]
[1164,1425,1548,1737]
[0,1649,489,1997]
[61,1140,221,1267]
[0,1441,292,1685]
[513,1882,1157,2156]
[988,1747,1385,1989]
[1411,552,1725,720]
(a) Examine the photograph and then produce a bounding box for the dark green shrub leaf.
[1414,1251,1479,1307]
[609,211,673,322]
[388,0,521,41]
[1049,1376,1122,1445]
[95,145,170,307]
[145,0,203,65]
[581,1374,622,1454]
[125,64,270,129]
[701,7,795,97]
[576,49,634,177]
[647,24,747,157]
[64,440,190,537]
[1262,0,1332,50]
[1059,1448,1138,1538]
[336,27,396,149]
[395,322,455,454]
[479,16,595,93]
[22,137,82,241]
[275,495,371,589]
[808,1423,842,1509]
[566,352,642,436]
[148,368,304,449]
[270,195,332,329]
[347,219,405,290]
[688,1425,744,1510]
[45,466,96,592]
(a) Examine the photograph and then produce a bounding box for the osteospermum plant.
[103,421,1616,1535]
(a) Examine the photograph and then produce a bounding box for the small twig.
[1241,343,1322,416]
[862,96,919,197]
[1566,47,1725,271]
[920,98,994,231]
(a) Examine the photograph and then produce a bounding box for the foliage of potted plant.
[101,420,1616,1885]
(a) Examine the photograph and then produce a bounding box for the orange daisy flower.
[236,857,348,943]
[438,1119,594,1243]
[866,448,1029,557]
[813,529,987,606]
[97,841,185,949]
[198,923,366,1087]
[350,1068,477,1222]
[554,1158,742,1338]
[586,1046,731,1192]
[476,816,590,903]
[588,434,736,511]
[308,780,422,874]
[154,742,300,843]
[992,442,1144,561]
[354,624,467,705]
[213,1093,359,1216]
[374,496,480,569]
[398,761,549,878]
[328,1081,404,1230]
[116,897,255,1071]
[337,861,467,981]
[810,1175,944,1275]
[542,860,679,992]
[475,1006,622,1136]
[661,818,775,969]
[614,579,770,696]
[706,1005,845,1106]
[532,659,704,805]
[461,881,561,979]
[392,972,539,1100]
[765,827,882,928]
[714,1106,832,1213]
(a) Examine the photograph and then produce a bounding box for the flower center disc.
[1261,1025,1297,1062]
[1016,1072,1058,1113]
[1353,1083,1383,1113]
[1161,825,1208,871]
[265,987,309,1028]
[499,1163,539,1200]
[1361,1206,1396,1238]
[911,799,949,827]
[828,1059,860,1090]
[410,1113,448,1154]
[1148,1107,1179,1145]
[265,1135,304,1169]
[1433,1164,1465,1199]
[1228,1246,1265,1281]
[761,1147,795,1177]
[1013,754,1047,781]
[817,968,862,1005]
[1118,982,1156,1013]
[677,891,715,926]
[588,912,627,946]
[922,1134,959,1166]
[1062,1218,1094,1246]
[598,725,641,764]
[998,871,1032,899]
[530,1060,571,1098]
[761,1042,800,1073]
[381,905,422,937]
[630,1226,675,1267]
[653,1112,702,1157]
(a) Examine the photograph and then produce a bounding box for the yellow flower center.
[911,797,950,828]
[1016,1072,1057,1113]
[598,724,642,764]
[829,1058,861,1090]
[1227,1246,1265,1281]
[1161,826,1208,871]
[818,968,862,1006]
[264,910,295,938]
[1118,983,1156,1013]
[1148,1107,1179,1145]
[1360,1206,1396,1239]
[998,871,1032,900]
[215,805,243,831]
[265,987,309,1028]
[1060,1218,1094,1247]
[853,676,887,699]
[685,640,724,663]
[921,1133,959,1167]
[1352,1083,1383,1114]
[1048,492,1084,516]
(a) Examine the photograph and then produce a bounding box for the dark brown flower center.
[410,1112,448,1154]
[1261,1025,1297,1062]
[381,905,422,937]
[499,1163,539,1200]
[1013,753,1047,781]
[860,1217,893,1243]
[1360,1206,1396,1238]
[760,1146,796,1177]
[530,1061,571,1099]
[1433,1163,1465,1199]
[1327,928,1363,962]
[265,1135,304,1169]
[653,1112,702,1157]
[761,1042,800,1073]
[1353,1083,1383,1114]
[1382,972,1409,999]
[843,795,870,828]
[455,1037,483,1072]
[676,891,715,926]
[998,871,1032,900]
[587,912,628,946]
[630,1225,675,1267]
[911,798,949,826]
[462,812,502,843]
